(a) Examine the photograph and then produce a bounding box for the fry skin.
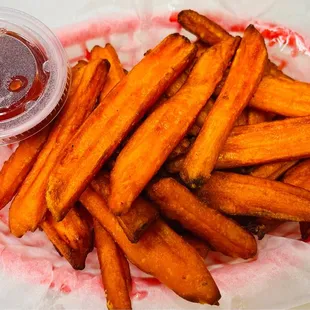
[196,172,310,222]
[91,172,158,243]
[181,25,267,187]
[147,178,257,259]
[247,108,272,125]
[178,10,230,45]
[80,187,221,305]
[246,218,283,240]
[40,207,93,270]
[90,44,125,100]
[94,219,132,310]
[168,137,193,160]
[216,116,310,169]
[250,161,298,180]
[249,76,310,117]
[283,159,310,240]
[0,126,50,210]
[109,37,239,215]
[165,156,185,174]
[9,59,110,237]
[47,34,197,221]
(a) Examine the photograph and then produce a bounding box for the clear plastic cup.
[0,7,71,145]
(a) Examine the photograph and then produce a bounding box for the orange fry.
[178,10,230,45]
[91,172,158,243]
[80,187,220,305]
[216,116,310,169]
[181,25,267,188]
[46,34,197,221]
[196,172,310,222]
[147,178,257,259]
[9,59,110,237]
[250,76,310,117]
[247,108,273,125]
[90,44,125,100]
[168,137,193,160]
[109,37,239,215]
[250,161,298,180]
[40,207,93,270]
[0,126,50,210]
[94,219,132,310]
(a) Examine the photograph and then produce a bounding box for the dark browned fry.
[94,219,132,310]
[168,137,193,160]
[181,25,267,187]
[46,34,197,221]
[40,207,93,270]
[283,159,310,240]
[90,44,125,100]
[80,187,221,305]
[196,171,310,222]
[246,218,283,240]
[216,117,310,169]
[178,10,230,45]
[147,178,257,259]
[91,172,158,243]
[165,156,185,174]
[109,37,239,215]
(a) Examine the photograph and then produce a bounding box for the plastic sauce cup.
[0,7,71,145]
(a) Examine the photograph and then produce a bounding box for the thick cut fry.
[90,44,125,100]
[196,172,310,222]
[147,178,257,259]
[165,71,189,98]
[91,172,158,243]
[181,25,267,188]
[9,60,110,237]
[47,34,197,221]
[109,37,239,215]
[245,218,283,240]
[0,127,50,210]
[283,159,310,241]
[178,10,230,45]
[80,187,220,305]
[250,76,310,117]
[195,41,209,57]
[94,219,132,310]
[267,60,292,81]
[182,233,210,259]
[40,207,93,270]
[216,117,310,169]
[250,161,298,180]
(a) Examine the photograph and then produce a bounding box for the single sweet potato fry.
[40,207,93,270]
[178,10,230,45]
[165,156,185,174]
[249,76,310,117]
[94,219,132,310]
[181,25,267,188]
[109,37,239,215]
[168,137,193,160]
[80,187,221,305]
[283,159,310,240]
[182,233,210,259]
[250,161,298,180]
[196,172,310,222]
[90,44,125,100]
[0,126,50,210]
[147,178,257,259]
[91,172,158,243]
[216,117,310,169]
[47,34,197,221]
[9,59,110,237]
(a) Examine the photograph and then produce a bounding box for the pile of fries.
[2,9,310,309]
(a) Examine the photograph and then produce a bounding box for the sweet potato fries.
[181,25,267,187]
[47,34,196,221]
[109,37,239,215]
